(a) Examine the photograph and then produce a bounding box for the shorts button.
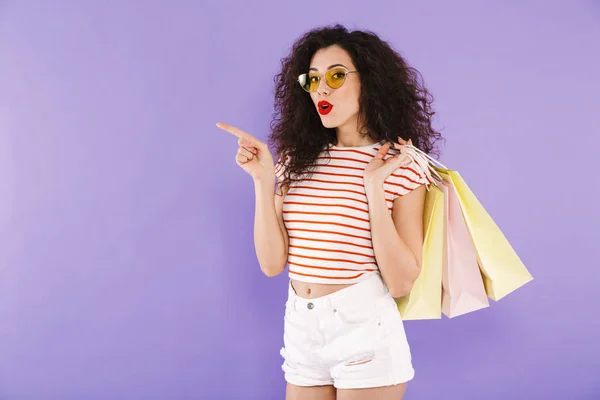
[307,302,314,310]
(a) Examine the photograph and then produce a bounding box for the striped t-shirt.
[274,140,428,285]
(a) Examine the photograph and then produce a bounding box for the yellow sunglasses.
[298,68,358,93]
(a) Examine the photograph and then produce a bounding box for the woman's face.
[306,45,361,130]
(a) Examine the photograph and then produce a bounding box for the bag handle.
[400,145,448,190]
[403,145,448,170]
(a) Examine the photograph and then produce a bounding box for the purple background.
[1,1,599,399]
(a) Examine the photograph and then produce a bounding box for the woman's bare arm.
[252,178,289,277]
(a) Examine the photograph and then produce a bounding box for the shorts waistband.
[287,274,389,312]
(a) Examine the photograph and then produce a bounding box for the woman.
[218,24,443,400]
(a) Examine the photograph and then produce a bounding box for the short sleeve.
[274,154,290,182]
[388,159,429,201]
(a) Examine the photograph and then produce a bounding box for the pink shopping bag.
[440,177,490,318]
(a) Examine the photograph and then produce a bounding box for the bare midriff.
[290,279,354,299]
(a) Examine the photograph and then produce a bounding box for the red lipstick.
[318,100,333,115]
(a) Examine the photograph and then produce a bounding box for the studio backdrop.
[0,1,598,399]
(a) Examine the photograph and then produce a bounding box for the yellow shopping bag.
[436,167,533,301]
[395,182,444,320]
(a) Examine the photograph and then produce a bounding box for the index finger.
[374,142,390,159]
[216,122,257,142]
[396,136,408,145]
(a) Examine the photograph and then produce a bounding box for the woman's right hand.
[216,122,275,182]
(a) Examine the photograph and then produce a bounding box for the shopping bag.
[404,146,533,302]
[395,180,444,320]
[439,167,533,300]
[437,174,490,318]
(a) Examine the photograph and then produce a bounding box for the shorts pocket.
[375,298,409,343]
[340,296,406,343]
[283,304,316,358]
[334,301,380,326]
[331,297,390,353]
[284,303,308,331]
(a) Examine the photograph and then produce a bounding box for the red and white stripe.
[276,142,427,285]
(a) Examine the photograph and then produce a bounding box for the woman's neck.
[334,118,375,147]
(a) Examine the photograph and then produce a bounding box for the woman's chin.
[320,116,338,129]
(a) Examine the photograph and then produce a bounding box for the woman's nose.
[316,78,330,96]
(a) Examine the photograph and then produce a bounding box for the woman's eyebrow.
[309,64,348,72]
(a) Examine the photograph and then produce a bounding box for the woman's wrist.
[364,180,385,201]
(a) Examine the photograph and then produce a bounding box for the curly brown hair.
[268,24,444,190]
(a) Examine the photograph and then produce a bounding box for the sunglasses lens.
[298,73,320,92]
[298,69,350,92]
[325,69,347,89]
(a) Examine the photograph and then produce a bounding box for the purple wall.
[1,1,598,399]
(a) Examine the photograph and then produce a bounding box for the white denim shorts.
[280,274,415,389]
